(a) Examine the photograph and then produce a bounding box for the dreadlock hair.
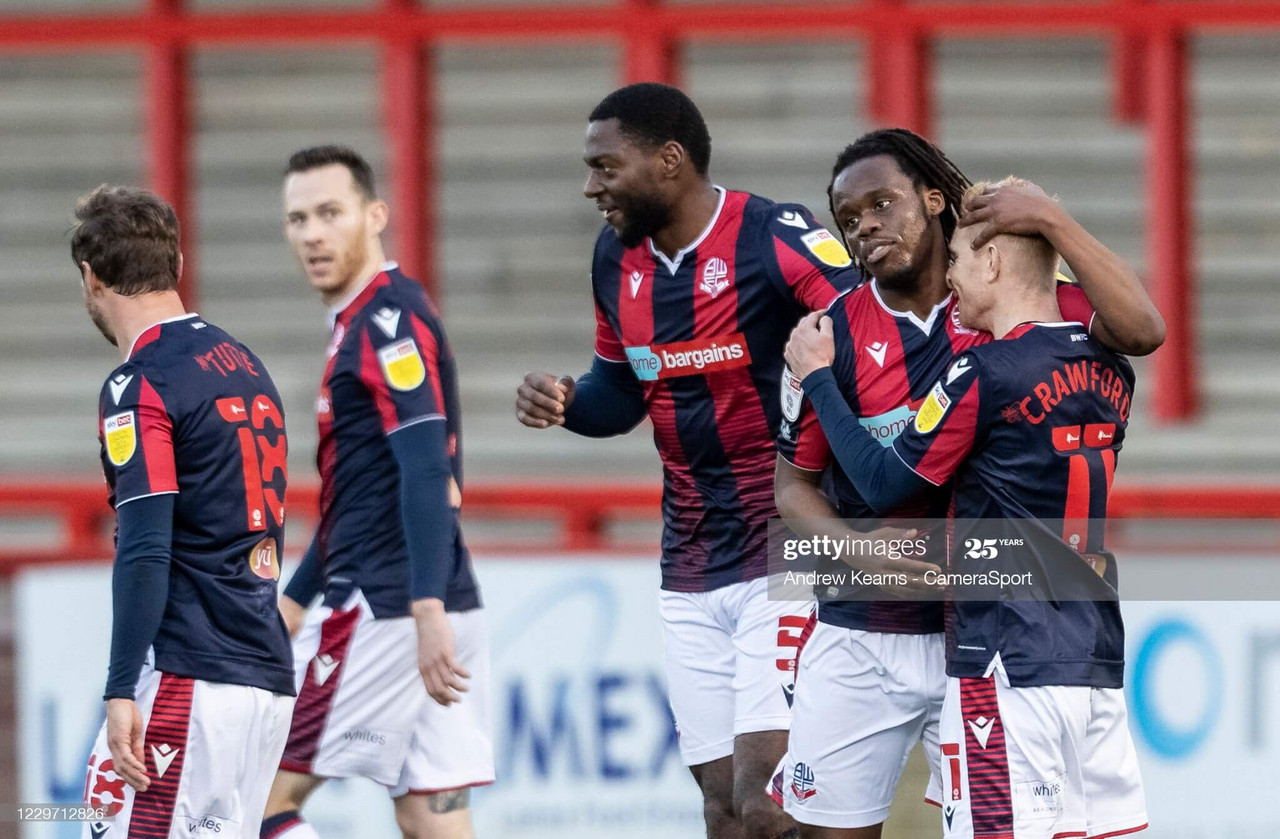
[827,128,972,246]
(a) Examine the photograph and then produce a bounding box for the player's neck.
[112,290,187,361]
[324,248,388,309]
[877,240,951,321]
[988,289,1061,340]
[651,181,720,260]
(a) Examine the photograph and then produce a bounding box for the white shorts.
[659,575,812,766]
[771,622,945,829]
[280,590,494,796]
[939,671,1147,839]
[82,658,294,839]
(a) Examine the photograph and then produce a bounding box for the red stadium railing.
[2,481,1279,574]
[5,2,1276,423]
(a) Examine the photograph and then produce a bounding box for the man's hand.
[958,181,1065,250]
[850,526,944,599]
[412,598,470,706]
[105,697,149,792]
[516,373,575,429]
[784,312,836,380]
[279,596,306,639]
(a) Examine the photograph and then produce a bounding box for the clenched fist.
[516,372,576,428]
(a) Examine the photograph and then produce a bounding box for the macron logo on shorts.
[313,653,339,686]
[151,743,180,778]
[968,715,995,749]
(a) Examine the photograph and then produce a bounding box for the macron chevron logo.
[313,653,339,686]
[151,742,180,778]
[865,341,887,368]
[372,307,401,339]
[968,716,995,750]
[778,210,809,230]
[109,374,134,405]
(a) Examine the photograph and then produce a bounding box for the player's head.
[827,128,971,290]
[583,83,712,248]
[948,178,1061,332]
[283,144,388,304]
[70,184,182,346]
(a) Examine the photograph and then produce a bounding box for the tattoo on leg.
[427,788,470,814]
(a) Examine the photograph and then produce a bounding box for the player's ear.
[659,141,685,179]
[176,252,184,284]
[922,187,946,219]
[368,198,390,235]
[80,261,101,293]
[984,242,1001,280]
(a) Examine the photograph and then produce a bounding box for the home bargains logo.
[625,333,752,381]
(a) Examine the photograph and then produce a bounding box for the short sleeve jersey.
[98,314,294,695]
[316,265,480,618]
[891,322,1135,688]
[591,187,864,592]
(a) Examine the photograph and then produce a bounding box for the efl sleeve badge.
[104,411,137,466]
[781,365,804,422]
[378,337,427,392]
[913,381,952,434]
[800,229,853,268]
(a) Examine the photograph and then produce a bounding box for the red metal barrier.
[2,481,1278,574]
[2,1,1272,423]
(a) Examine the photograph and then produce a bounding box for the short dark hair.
[285,144,378,200]
[70,185,181,295]
[829,128,972,244]
[589,83,712,176]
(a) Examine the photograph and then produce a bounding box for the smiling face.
[283,164,386,303]
[582,118,673,249]
[829,155,946,291]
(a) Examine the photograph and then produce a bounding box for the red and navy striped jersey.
[316,265,480,618]
[778,280,1096,635]
[592,188,863,592]
[97,314,294,695]
[893,323,1134,688]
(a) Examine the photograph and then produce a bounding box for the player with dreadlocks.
[768,129,1164,838]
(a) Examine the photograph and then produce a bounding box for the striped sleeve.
[357,311,446,435]
[892,353,984,486]
[777,366,832,471]
[101,371,178,507]
[765,203,864,311]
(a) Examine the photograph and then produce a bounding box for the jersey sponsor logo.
[108,373,133,405]
[371,307,401,339]
[313,653,340,686]
[865,340,888,367]
[378,337,427,391]
[778,210,809,230]
[249,536,280,580]
[342,728,388,746]
[1017,775,1065,818]
[1052,425,1081,452]
[790,762,818,801]
[913,382,951,433]
[186,815,225,834]
[859,400,923,446]
[1085,422,1116,447]
[781,365,804,421]
[628,269,645,298]
[103,412,136,466]
[624,333,752,381]
[700,257,730,298]
[800,228,852,268]
[150,743,180,778]
[946,357,973,385]
[967,715,995,749]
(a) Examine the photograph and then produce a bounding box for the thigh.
[1080,688,1148,839]
[729,578,811,737]
[778,625,935,830]
[281,592,424,787]
[660,588,737,767]
[940,676,1089,839]
[391,608,496,799]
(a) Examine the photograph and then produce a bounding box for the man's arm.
[960,182,1166,356]
[517,356,647,436]
[281,531,322,636]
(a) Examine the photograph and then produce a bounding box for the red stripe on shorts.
[281,605,362,770]
[128,672,194,839]
[960,675,1014,838]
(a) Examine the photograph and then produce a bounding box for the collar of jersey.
[327,260,399,329]
[1004,320,1085,340]
[126,312,200,360]
[647,186,726,275]
[869,279,951,336]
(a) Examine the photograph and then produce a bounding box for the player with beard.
[769,131,1164,838]
[516,83,863,839]
[261,146,491,839]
